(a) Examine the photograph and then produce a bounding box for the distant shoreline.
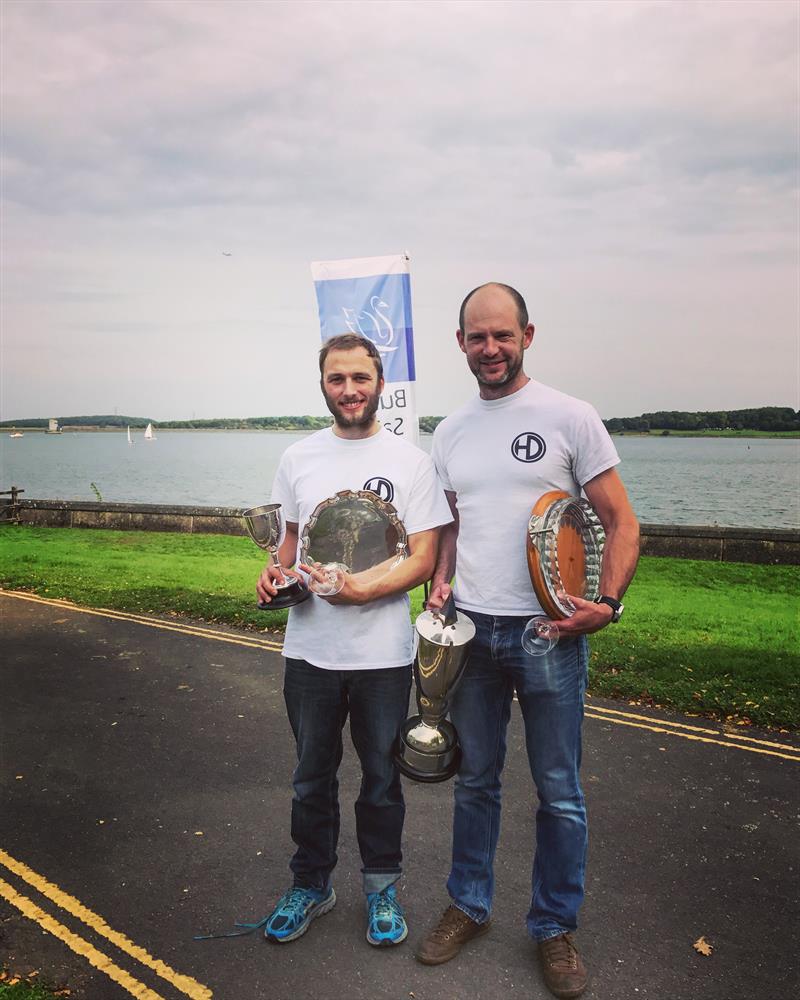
[610,429,799,439]
[5,426,798,439]
[5,426,321,435]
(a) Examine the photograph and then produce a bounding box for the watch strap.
[596,595,623,622]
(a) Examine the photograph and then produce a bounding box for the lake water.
[1,430,798,529]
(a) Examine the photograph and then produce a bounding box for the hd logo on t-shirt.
[363,477,395,503]
[511,432,547,463]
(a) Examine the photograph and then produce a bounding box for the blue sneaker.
[264,886,336,943]
[366,886,408,947]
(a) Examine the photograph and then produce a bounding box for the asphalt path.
[1,590,798,1000]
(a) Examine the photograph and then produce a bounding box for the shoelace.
[370,891,402,925]
[275,887,316,918]
[194,888,312,941]
[429,906,469,941]
[193,915,267,941]
[541,934,578,971]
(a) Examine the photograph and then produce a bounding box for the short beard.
[471,353,524,388]
[323,386,381,430]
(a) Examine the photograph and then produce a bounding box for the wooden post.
[0,485,24,524]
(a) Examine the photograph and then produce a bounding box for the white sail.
[144,423,155,441]
[127,426,133,445]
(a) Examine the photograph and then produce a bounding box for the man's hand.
[256,564,303,606]
[550,592,613,637]
[297,562,370,606]
[426,580,452,613]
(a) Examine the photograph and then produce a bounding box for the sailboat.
[144,423,156,441]
[127,426,133,446]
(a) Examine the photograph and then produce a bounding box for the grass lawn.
[1,525,798,730]
[0,979,66,999]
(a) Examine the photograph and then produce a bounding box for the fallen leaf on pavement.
[693,936,713,956]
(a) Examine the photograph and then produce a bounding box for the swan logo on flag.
[311,254,419,441]
[342,294,400,361]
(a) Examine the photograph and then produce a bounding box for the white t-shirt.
[271,426,453,670]
[431,379,619,617]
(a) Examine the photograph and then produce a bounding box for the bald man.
[416,283,639,999]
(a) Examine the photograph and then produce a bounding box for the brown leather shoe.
[537,933,588,999]
[415,904,490,965]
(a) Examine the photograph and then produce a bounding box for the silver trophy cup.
[395,598,476,783]
[243,503,310,610]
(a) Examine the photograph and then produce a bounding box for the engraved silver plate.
[299,489,407,575]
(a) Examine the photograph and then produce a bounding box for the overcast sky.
[2,0,798,422]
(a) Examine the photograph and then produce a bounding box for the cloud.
[1,0,797,421]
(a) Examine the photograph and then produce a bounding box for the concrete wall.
[2,499,247,536]
[638,523,799,565]
[2,498,798,564]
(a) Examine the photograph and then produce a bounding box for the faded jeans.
[446,611,589,941]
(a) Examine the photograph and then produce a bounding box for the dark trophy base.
[257,579,311,611]
[394,717,461,783]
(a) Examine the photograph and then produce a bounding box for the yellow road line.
[584,712,800,761]
[5,589,797,759]
[0,877,168,1000]
[0,589,283,651]
[0,849,212,1000]
[585,702,800,753]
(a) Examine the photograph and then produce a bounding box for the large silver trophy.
[243,503,311,610]
[395,594,475,783]
[300,489,408,595]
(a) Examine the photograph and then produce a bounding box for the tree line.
[603,407,799,433]
[0,415,151,428]
[157,415,334,430]
[2,408,796,433]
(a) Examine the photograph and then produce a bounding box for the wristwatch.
[595,595,624,623]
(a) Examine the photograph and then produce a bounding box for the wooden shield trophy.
[524,490,605,653]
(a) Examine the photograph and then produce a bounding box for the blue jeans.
[447,611,589,941]
[283,657,412,896]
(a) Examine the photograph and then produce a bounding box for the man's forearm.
[432,520,458,588]
[598,518,640,599]
[583,469,640,602]
[363,548,436,602]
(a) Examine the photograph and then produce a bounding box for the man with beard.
[415,284,639,999]
[256,333,451,949]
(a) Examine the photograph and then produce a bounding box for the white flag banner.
[311,254,419,443]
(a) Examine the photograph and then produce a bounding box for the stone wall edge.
[3,500,798,564]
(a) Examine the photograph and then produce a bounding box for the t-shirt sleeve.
[270,452,298,524]
[430,425,454,492]
[403,454,454,535]
[573,406,620,488]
